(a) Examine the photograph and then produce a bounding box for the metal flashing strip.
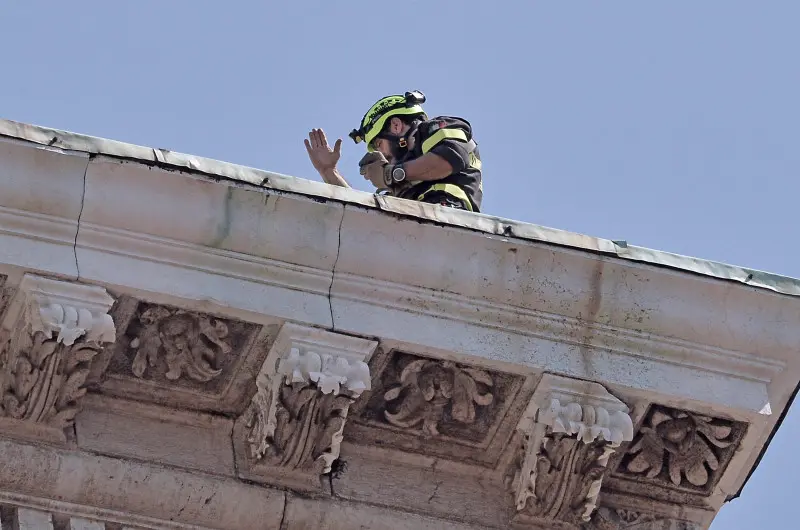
[2,117,799,298]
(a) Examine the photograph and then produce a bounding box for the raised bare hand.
[304,128,342,175]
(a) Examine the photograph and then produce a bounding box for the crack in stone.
[328,205,346,332]
[174,496,189,519]
[203,490,217,505]
[427,480,443,504]
[73,155,91,281]
[228,420,240,479]
[279,491,289,530]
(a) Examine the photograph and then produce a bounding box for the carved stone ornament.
[618,405,747,493]
[0,274,116,442]
[508,375,634,526]
[381,357,495,436]
[238,323,377,486]
[127,305,232,383]
[583,507,701,529]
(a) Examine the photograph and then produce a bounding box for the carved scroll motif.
[242,324,377,479]
[510,375,635,526]
[0,275,116,439]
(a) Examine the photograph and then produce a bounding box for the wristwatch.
[384,164,406,187]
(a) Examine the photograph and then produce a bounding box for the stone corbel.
[234,322,378,491]
[509,374,635,527]
[0,274,116,444]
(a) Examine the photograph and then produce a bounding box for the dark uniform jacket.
[393,116,483,212]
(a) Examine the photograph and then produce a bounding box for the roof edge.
[2,117,798,298]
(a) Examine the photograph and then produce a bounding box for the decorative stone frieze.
[0,274,116,443]
[95,296,267,414]
[122,303,238,383]
[583,506,701,529]
[234,322,378,490]
[346,350,529,468]
[381,356,496,437]
[616,405,748,494]
[508,374,634,527]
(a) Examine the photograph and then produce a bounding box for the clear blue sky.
[2,1,797,527]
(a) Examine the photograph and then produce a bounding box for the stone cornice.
[2,122,799,514]
[3,117,799,299]
[63,157,792,412]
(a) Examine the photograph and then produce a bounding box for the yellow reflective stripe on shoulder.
[421,128,469,153]
[416,183,473,212]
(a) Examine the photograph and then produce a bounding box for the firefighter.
[304,91,483,212]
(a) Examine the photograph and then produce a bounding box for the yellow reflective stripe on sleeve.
[469,152,482,170]
[421,128,469,153]
[416,183,474,212]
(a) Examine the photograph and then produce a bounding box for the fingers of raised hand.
[307,129,320,149]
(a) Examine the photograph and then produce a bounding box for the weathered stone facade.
[0,118,798,528]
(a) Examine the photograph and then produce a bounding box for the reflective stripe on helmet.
[363,105,425,149]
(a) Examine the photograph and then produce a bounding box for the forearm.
[321,168,351,188]
[402,153,454,181]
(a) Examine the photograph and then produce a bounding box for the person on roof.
[304,90,483,212]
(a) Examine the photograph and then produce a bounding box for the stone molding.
[0,507,118,530]
[0,437,286,530]
[583,506,702,529]
[234,322,377,490]
[331,271,784,411]
[0,141,790,420]
[0,274,116,443]
[509,374,634,527]
[0,138,89,279]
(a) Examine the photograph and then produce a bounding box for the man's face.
[369,117,410,163]
[371,138,394,162]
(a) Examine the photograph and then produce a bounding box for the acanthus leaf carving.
[509,375,635,527]
[128,306,230,383]
[0,275,116,440]
[249,380,353,475]
[619,404,747,492]
[239,323,377,484]
[382,358,494,437]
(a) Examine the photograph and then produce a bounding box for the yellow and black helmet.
[349,91,427,151]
